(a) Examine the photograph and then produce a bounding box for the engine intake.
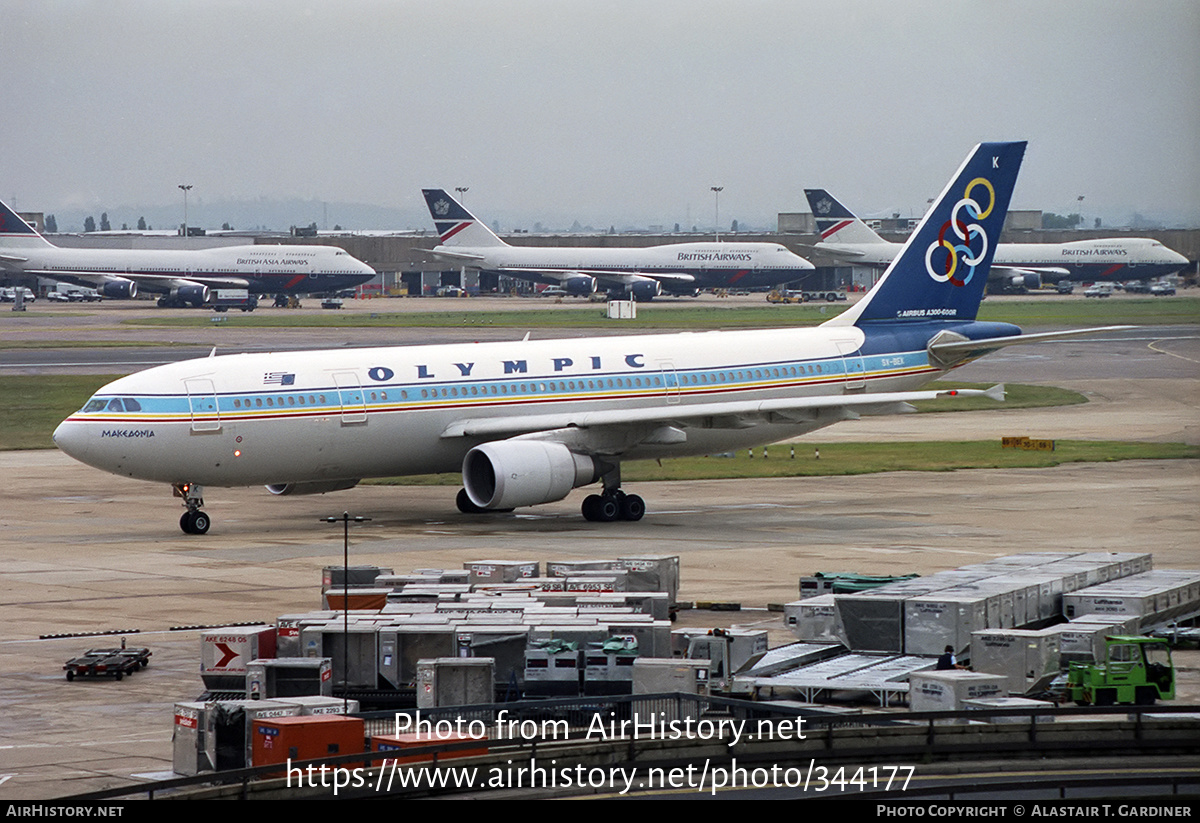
[174,283,210,306]
[101,280,137,299]
[265,479,361,496]
[463,441,599,510]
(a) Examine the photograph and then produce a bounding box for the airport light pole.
[178,184,193,237]
[711,187,723,242]
[456,187,469,204]
[321,511,371,711]
[1077,195,1085,230]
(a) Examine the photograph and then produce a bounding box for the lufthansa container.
[904,591,991,656]
[968,630,1061,695]
[908,671,1006,714]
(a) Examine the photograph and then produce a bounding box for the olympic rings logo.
[925,177,995,287]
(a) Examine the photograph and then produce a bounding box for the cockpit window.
[123,398,142,411]
[106,399,125,412]
[83,399,107,413]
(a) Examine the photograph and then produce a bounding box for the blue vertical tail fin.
[804,189,887,244]
[422,189,508,248]
[824,142,1026,327]
[0,197,53,248]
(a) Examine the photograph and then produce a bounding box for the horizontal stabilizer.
[928,326,1133,366]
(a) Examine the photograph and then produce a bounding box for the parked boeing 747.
[0,199,376,306]
[55,143,1126,533]
[422,188,815,299]
[804,188,1188,293]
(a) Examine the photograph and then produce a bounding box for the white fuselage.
[438,241,814,290]
[1,243,376,295]
[817,237,1188,282]
[53,324,945,490]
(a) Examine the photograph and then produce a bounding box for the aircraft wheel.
[619,494,645,521]
[181,510,211,534]
[583,494,619,522]
[456,488,484,514]
[66,670,75,681]
[115,671,123,681]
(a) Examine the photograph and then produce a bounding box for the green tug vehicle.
[1066,636,1175,706]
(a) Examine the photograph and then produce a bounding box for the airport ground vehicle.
[1084,283,1114,298]
[209,289,257,312]
[1066,636,1174,705]
[1151,282,1176,296]
[63,647,152,681]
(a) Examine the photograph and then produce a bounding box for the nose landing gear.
[173,483,210,534]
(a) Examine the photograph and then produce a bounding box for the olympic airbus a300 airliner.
[55,142,1123,534]
[0,198,376,307]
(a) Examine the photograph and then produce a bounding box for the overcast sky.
[4,0,1198,230]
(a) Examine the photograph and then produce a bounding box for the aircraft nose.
[53,419,83,459]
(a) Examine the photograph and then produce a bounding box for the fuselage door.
[834,339,866,392]
[332,370,367,424]
[659,361,681,404]
[184,377,222,432]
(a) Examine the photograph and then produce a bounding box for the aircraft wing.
[501,267,696,286]
[25,270,250,293]
[0,252,30,264]
[440,384,1005,446]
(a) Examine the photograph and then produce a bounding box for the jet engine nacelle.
[1010,272,1042,291]
[265,479,361,496]
[173,283,211,306]
[462,441,600,510]
[563,274,596,296]
[628,280,661,302]
[101,279,137,299]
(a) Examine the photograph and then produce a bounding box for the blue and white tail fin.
[804,189,887,245]
[422,189,508,248]
[0,197,53,248]
[825,142,1026,327]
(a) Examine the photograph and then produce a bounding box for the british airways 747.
[423,188,815,299]
[54,143,1122,534]
[0,198,376,307]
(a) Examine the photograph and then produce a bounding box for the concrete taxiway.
[0,296,1197,800]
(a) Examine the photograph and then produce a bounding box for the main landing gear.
[581,465,644,522]
[173,483,210,534]
[581,490,644,522]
